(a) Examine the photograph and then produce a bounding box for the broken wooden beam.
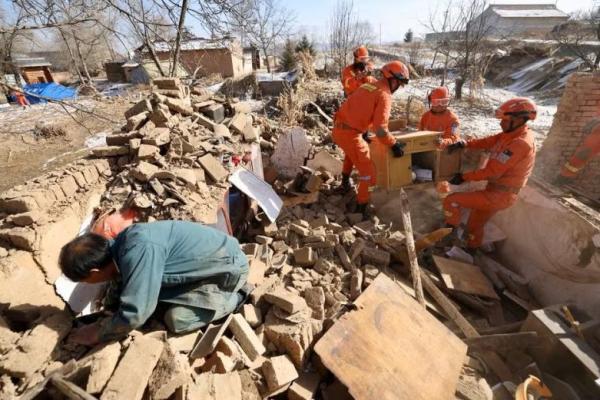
[464,332,538,353]
[399,189,425,307]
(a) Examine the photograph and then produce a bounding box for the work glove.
[449,173,465,185]
[447,140,466,154]
[390,141,406,158]
[362,132,372,144]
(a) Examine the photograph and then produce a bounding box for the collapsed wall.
[536,72,600,200]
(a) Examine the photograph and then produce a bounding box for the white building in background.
[470,3,570,39]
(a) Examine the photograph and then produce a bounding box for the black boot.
[340,173,352,192]
[355,203,367,214]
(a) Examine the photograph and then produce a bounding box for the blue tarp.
[22,83,78,104]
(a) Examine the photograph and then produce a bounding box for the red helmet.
[381,61,409,84]
[495,98,537,121]
[353,46,369,62]
[428,87,450,107]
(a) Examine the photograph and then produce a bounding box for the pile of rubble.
[89,77,272,224]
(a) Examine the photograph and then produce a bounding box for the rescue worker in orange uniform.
[341,46,376,97]
[333,60,410,213]
[418,87,461,148]
[556,116,600,184]
[442,98,537,249]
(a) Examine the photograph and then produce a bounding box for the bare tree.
[329,0,375,75]
[426,0,492,99]
[553,8,600,71]
[238,0,295,73]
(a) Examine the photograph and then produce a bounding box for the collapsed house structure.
[0,69,598,400]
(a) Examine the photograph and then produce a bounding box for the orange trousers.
[332,127,376,204]
[560,130,600,178]
[443,189,517,248]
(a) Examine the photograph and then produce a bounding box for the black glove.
[447,140,466,154]
[391,141,406,158]
[362,132,372,143]
[449,173,464,185]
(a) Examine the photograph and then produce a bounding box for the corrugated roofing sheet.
[152,38,233,53]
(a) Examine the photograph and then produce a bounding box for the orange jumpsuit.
[333,80,396,204]
[418,109,460,148]
[341,64,376,96]
[443,125,535,248]
[560,117,600,178]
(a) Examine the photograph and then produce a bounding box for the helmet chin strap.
[388,78,400,93]
[504,118,527,133]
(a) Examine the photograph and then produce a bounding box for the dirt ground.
[0,96,133,192]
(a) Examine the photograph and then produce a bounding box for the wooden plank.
[399,188,425,307]
[464,332,538,353]
[315,274,467,400]
[433,255,500,300]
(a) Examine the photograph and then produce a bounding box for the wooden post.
[399,188,425,307]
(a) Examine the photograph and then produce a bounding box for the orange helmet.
[495,98,537,121]
[381,61,409,84]
[428,87,450,107]
[353,46,369,62]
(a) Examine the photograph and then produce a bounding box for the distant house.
[13,57,55,84]
[470,3,570,38]
[136,37,254,78]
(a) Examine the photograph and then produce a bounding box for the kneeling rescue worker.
[419,86,461,149]
[333,60,410,214]
[341,46,376,97]
[556,115,600,185]
[443,98,537,249]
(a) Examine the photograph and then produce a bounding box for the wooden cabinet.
[369,130,462,190]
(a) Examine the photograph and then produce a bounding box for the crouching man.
[60,220,249,346]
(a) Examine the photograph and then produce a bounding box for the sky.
[287,0,596,43]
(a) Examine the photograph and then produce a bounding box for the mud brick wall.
[536,72,600,200]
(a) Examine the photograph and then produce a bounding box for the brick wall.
[536,72,600,200]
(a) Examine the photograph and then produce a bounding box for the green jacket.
[99,220,248,341]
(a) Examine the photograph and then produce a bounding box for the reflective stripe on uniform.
[362,83,377,92]
[563,162,580,173]
[357,175,371,181]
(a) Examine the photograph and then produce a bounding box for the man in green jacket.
[60,220,249,346]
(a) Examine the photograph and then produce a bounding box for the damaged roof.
[492,7,569,18]
[144,37,237,53]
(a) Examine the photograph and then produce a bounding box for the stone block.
[131,161,159,182]
[293,247,316,267]
[213,124,231,138]
[242,122,260,142]
[264,310,315,368]
[137,144,160,160]
[361,246,391,267]
[106,131,141,146]
[92,146,130,157]
[0,227,37,251]
[9,211,42,227]
[261,355,298,391]
[0,196,39,214]
[201,103,225,123]
[199,154,229,182]
[228,313,266,361]
[125,99,153,119]
[264,288,308,315]
[288,372,320,400]
[126,111,149,131]
[153,77,180,90]
[229,113,250,135]
[189,314,232,360]
[142,127,171,146]
[59,175,79,197]
[188,372,242,400]
[201,351,235,373]
[100,334,164,400]
[86,342,122,394]
[148,342,191,399]
[304,287,325,320]
[241,304,262,328]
